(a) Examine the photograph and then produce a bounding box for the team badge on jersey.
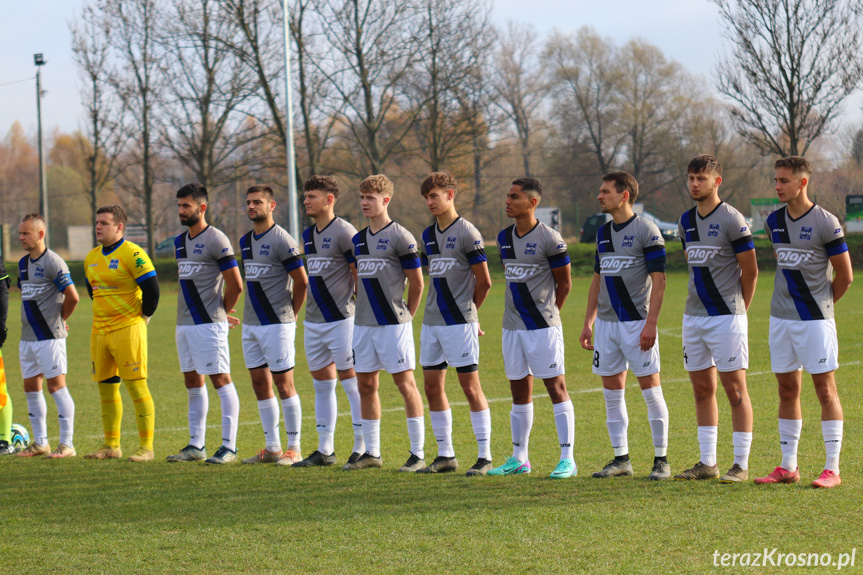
[376,238,389,250]
[524,242,537,255]
[109,259,119,270]
[259,244,271,256]
[34,266,44,278]
[193,243,205,254]
[622,235,634,247]
[322,237,331,249]
[708,224,720,237]
[800,227,812,240]
[446,236,457,249]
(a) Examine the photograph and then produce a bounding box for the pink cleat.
[754,466,800,485]
[811,469,841,489]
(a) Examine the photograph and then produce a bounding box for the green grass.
[1,272,861,574]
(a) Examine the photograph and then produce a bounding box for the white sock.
[216,383,240,451]
[257,397,281,452]
[641,386,668,457]
[363,418,381,457]
[406,415,425,459]
[470,408,492,460]
[281,393,302,452]
[50,387,75,447]
[778,418,802,471]
[26,391,48,446]
[732,431,753,470]
[697,425,718,467]
[187,386,209,449]
[553,400,574,460]
[430,409,454,458]
[510,402,534,463]
[340,377,364,453]
[603,388,628,457]
[314,379,337,455]
[822,420,843,473]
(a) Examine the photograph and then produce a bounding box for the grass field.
[1,271,861,574]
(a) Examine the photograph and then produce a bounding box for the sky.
[0,0,858,138]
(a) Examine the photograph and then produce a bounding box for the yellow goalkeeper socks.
[0,355,12,442]
[98,381,123,448]
[125,379,154,451]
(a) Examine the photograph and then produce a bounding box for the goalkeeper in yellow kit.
[84,205,160,462]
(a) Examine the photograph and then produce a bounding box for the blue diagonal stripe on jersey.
[180,279,212,324]
[692,267,732,316]
[309,276,346,323]
[604,276,643,322]
[682,208,699,244]
[362,278,399,325]
[23,300,54,340]
[302,226,316,254]
[782,269,824,321]
[769,209,791,244]
[433,277,467,325]
[247,280,281,325]
[510,282,548,330]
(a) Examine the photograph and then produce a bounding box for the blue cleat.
[550,458,577,479]
[487,456,531,476]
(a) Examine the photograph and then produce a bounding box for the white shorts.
[502,326,565,380]
[304,318,355,372]
[352,323,416,374]
[682,314,749,372]
[176,322,231,375]
[769,316,838,374]
[243,323,296,372]
[420,323,480,368]
[19,339,67,379]
[592,318,660,377]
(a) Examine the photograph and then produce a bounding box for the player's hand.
[477,323,485,337]
[143,315,151,325]
[639,324,657,351]
[227,314,240,328]
[579,325,593,350]
[64,322,70,332]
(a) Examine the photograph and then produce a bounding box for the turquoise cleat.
[550,458,577,479]
[487,456,531,476]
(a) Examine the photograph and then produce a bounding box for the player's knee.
[813,381,839,406]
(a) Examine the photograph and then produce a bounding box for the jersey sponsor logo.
[651,236,660,241]
[446,236,457,249]
[772,227,786,233]
[322,237,332,249]
[708,223,720,237]
[193,243,205,254]
[622,235,634,247]
[740,227,748,233]
[109,259,120,270]
[259,244,271,256]
[799,227,812,240]
[524,242,537,255]
[376,238,389,250]
[599,255,638,273]
[834,228,842,234]
[178,263,204,277]
[134,257,147,269]
[34,266,45,278]
[775,247,815,267]
[222,247,230,253]
[357,258,389,275]
[428,258,457,276]
[685,245,721,264]
[243,262,273,279]
[504,263,541,280]
[20,284,51,298]
[306,257,334,274]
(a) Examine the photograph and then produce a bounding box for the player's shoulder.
[205,225,232,243]
[537,221,565,244]
[497,224,515,244]
[388,220,417,244]
[332,216,358,236]
[635,215,663,238]
[812,204,841,225]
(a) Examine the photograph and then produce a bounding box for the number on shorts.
[683,346,688,364]
[593,351,600,368]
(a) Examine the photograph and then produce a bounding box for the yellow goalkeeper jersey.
[85,239,156,334]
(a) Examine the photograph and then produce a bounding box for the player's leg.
[342,324,383,470]
[489,329,533,476]
[717,369,752,482]
[43,338,76,458]
[20,374,50,456]
[457,367,493,476]
[169,324,209,461]
[418,324,455,472]
[293,361,339,467]
[273,367,302,465]
[812,370,843,488]
[204,323,239,465]
[241,324,283,464]
[591,319,631,478]
[85,332,123,459]
[0,352,15,455]
[328,317,364,459]
[118,322,154,462]
[337,367,364,460]
[636,373,670,480]
[381,323,425,473]
[674,367,720,480]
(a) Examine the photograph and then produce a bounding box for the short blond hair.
[359,174,394,198]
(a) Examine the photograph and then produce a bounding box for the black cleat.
[342,452,382,470]
[346,451,362,466]
[648,458,671,480]
[0,440,17,456]
[592,457,634,478]
[292,450,337,467]
[398,453,425,473]
[465,458,493,477]
[417,456,458,474]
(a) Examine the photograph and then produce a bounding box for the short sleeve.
[822,212,848,257]
[642,222,666,274]
[398,229,421,270]
[51,256,74,292]
[677,217,686,249]
[213,231,238,271]
[728,210,755,254]
[546,230,570,269]
[463,225,487,266]
[281,232,304,272]
[341,222,358,265]
[128,247,157,283]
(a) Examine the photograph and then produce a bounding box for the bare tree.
[712,0,863,157]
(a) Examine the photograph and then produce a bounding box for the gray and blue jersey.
[18,249,74,341]
[175,226,238,325]
[303,217,357,324]
[239,224,304,325]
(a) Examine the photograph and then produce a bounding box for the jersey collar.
[102,238,125,256]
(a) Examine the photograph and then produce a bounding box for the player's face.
[687,170,721,202]
[18,220,44,251]
[94,213,123,246]
[303,189,332,218]
[360,192,388,219]
[597,181,626,214]
[424,188,453,217]
[246,192,275,222]
[178,196,203,227]
[774,167,806,203]
[505,185,535,219]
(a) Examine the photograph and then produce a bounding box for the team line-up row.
[0,154,852,488]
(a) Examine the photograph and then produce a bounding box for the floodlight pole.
[35,54,49,247]
[282,1,299,240]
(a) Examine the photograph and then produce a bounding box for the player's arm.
[405,267,424,318]
[736,249,758,311]
[471,261,491,310]
[289,266,308,316]
[830,251,853,303]
[139,275,160,320]
[641,271,665,351]
[61,284,80,321]
[221,266,243,313]
[551,263,572,311]
[344,248,358,296]
[580,272,601,351]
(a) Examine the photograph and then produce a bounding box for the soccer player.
[417,172,493,476]
[489,177,576,479]
[293,176,365,468]
[237,185,308,466]
[341,174,426,472]
[580,172,671,480]
[0,260,14,456]
[167,183,244,465]
[754,156,853,489]
[84,205,159,462]
[675,154,757,483]
[16,214,79,458]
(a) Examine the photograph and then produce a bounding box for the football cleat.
[811,469,841,489]
[592,457,633,478]
[647,458,672,481]
[205,445,237,464]
[342,452,383,470]
[292,450,337,467]
[398,453,425,473]
[242,448,283,464]
[0,440,17,455]
[487,456,531,476]
[674,461,720,480]
[417,455,458,474]
[16,442,51,458]
[274,449,301,466]
[465,458,493,477]
[46,444,77,459]
[346,452,362,466]
[719,464,749,483]
[550,458,577,479]
[84,446,123,460]
[753,466,800,485]
[166,444,207,462]
[128,448,154,462]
